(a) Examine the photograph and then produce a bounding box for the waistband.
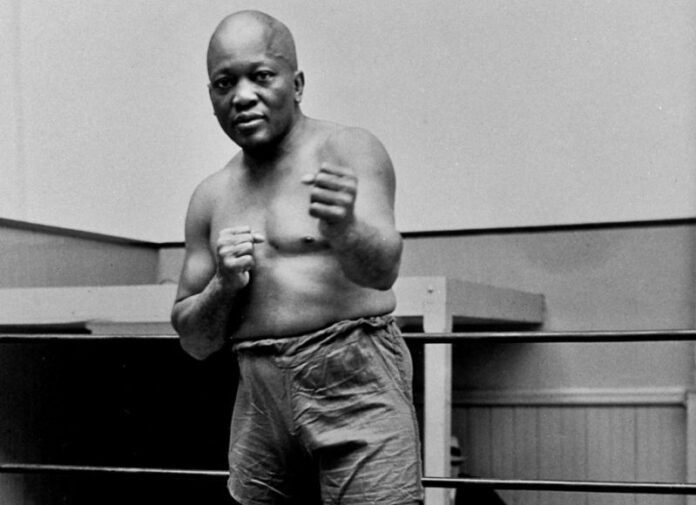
[231,315,396,356]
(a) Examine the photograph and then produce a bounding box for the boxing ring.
[2,279,696,503]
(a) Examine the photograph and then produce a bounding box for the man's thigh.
[294,322,424,504]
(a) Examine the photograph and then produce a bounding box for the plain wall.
[2,0,695,241]
[401,225,696,332]
[0,220,160,288]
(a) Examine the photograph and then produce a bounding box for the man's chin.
[235,137,277,156]
[231,132,269,150]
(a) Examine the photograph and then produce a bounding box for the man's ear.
[207,83,217,116]
[293,71,305,103]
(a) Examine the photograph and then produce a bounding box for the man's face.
[207,27,302,153]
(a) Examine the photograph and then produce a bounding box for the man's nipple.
[300,234,330,251]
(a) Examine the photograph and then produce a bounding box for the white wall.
[0,0,24,220]
[2,0,695,242]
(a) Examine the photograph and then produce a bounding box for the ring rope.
[1,329,696,343]
[3,329,695,496]
[2,463,696,495]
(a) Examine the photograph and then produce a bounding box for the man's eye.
[254,71,274,83]
[212,77,233,90]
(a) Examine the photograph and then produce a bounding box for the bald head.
[207,10,298,75]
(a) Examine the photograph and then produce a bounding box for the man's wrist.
[320,217,359,251]
[213,270,247,295]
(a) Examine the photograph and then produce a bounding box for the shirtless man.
[171,10,423,505]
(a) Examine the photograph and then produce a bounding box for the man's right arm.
[170,181,262,360]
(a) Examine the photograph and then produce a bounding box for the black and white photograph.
[1,1,695,504]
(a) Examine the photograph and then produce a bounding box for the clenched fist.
[302,163,357,239]
[216,226,265,290]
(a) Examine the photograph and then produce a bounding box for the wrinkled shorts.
[228,316,424,505]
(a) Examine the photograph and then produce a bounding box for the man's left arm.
[302,127,403,290]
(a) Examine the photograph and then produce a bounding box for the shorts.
[228,316,424,505]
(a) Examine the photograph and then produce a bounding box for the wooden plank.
[559,408,589,505]
[587,408,637,505]
[394,276,545,328]
[513,407,540,505]
[393,277,448,327]
[636,407,684,505]
[612,409,637,505]
[0,284,177,327]
[447,278,545,326]
[538,408,564,505]
[490,407,515,479]
[0,276,544,330]
[423,298,452,505]
[490,407,516,504]
[688,393,696,496]
[457,404,688,505]
[467,407,493,477]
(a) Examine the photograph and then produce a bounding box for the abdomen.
[229,253,397,341]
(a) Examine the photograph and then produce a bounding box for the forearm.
[171,274,242,360]
[328,219,402,290]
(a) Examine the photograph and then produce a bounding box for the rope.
[2,463,696,495]
[3,329,695,496]
[422,476,696,495]
[2,329,696,343]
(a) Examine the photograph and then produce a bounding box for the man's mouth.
[233,113,265,128]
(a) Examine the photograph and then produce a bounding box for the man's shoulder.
[189,157,241,207]
[313,120,380,147]
[197,155,242,191]
[312,120,389,165]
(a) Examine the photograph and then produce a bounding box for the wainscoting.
[453,388,686,505]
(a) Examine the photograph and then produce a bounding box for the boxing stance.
[171,10,423,505]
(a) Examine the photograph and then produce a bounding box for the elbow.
[367,241,402,290]
[176,321,225,360]
[171,307,222,361]
[179,338,218,361]
[360,256,400,291]
[373,241,401,290]
[372,268,399,291]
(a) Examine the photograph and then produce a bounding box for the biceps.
[354,173,397,228]
[176,248,217,301]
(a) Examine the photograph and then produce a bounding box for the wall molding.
[401,217,696,239]
[0,217,158,247]
[3,217,695,249]
[452,387,689,407]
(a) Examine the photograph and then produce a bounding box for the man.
[171,10,423,505]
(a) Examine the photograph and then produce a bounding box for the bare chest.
[210,159,327,253]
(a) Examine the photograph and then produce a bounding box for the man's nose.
[232,79,257,108]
